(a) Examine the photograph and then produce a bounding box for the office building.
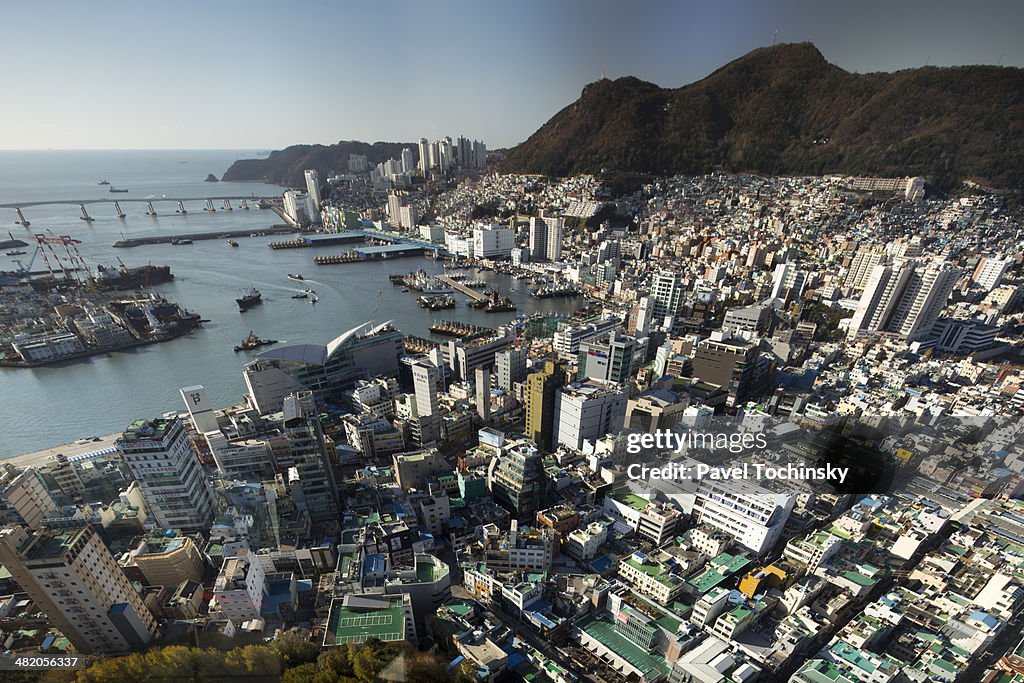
[0,524,159,653]
[411,359,442,417]
[488,442,545,518]
[553,317,621,361]
[577,330,638,384]
[446,330,513,382]
[723,305,771,335]
[472,223,515,259]
[116,417,217,531]
[691,331,775,408]
[693,479,795,554]
[494,346,527,392]
[528,215,564,262]
[393,449,448,491]
[525,361,566,452]
[283,392,339,524]
[553,380,628,451]
[847,261,961,342]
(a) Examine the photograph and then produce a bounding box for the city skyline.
[1,0,1022,150]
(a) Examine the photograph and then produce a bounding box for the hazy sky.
[2,0,1021,150]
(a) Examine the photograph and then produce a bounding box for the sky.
[1,0,1022,150]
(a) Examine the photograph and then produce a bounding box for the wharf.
[4,432,122,469]
[113,226,295,248]
[437,274,487,302]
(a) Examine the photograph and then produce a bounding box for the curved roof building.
[243,321,403,413]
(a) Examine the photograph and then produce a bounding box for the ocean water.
[0,151,578,456]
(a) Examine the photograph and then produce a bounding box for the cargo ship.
[93,264,174,291]
[236,287,262,312]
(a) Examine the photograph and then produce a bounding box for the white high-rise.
[553,380,628,451]
[116,417,217,531]
[528,216,563,262]
[650,271,685,322]
[304,169,322,215]
[417,138,429,174]
[972,257,1011,292]
[411,359,442,417]
[401,148,414,175]
[847,260,961,342]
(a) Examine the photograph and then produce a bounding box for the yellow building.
[524,361,565,451]
[738,563,792,598]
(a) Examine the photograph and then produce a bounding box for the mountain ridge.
[222,140,416,186]
[501,43,1024,190]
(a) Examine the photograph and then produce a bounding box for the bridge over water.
[0,196,270,209]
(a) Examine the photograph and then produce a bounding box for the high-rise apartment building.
[525,361,566,452]
[0,524,159,653]
[528,216,564,262]
[487,445,546,519]
[847,261,961,342]
[304,169,322,213]
[116,417,217,531]
[844,250,888,291]
[770,263,809,303]
[475,366,491,423]
[417,138,429,174]
[400,148,414,175]
[972,256,1011,291]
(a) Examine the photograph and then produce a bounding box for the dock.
[428,320,495,340]
[437,274,487,302]
[113,226,295,248]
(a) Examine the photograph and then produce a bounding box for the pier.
[437,274,488,302]
[112,225,295,248]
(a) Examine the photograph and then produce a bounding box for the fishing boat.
[291,292,308,299]
[170,238,193,245]
[227,240,239,247]
[302,287,316,294]
[287,273,305,281]
[97,180,110,185]
[310,294,319,305]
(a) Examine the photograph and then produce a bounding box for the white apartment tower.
[0,524,159,653]
[400,148,414,175]
[304,169,322,213]
[116,417,217,531]
[847,260,961,342]
[528,216,564,262]
[972,257,1011,292]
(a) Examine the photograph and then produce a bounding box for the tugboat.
[234,331,278,352]
[236,287,262,312]
[227,240,239,247]
[287,273,305,281]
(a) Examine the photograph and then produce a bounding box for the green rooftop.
[622,555,681,587]
[325,596,406,646]
[613,492,651,512]
[687,568,727,594]
[842,571,876,587]
[710,552,750,576]
[578,616,669,678]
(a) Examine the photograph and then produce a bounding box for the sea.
[0,150,579,457]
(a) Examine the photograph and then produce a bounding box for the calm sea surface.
[0,151,577,456]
